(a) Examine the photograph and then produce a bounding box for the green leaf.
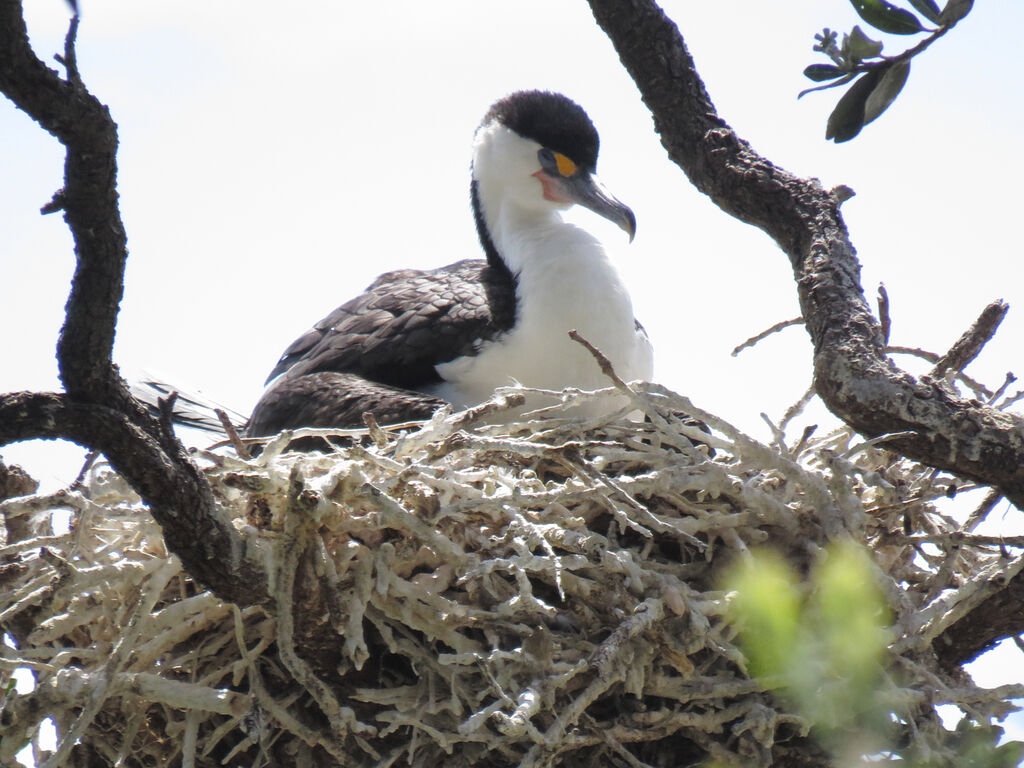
[849,0,925,34]
[846,25,884,62]
[907,0,942,24]
[826,69,881,142]
[826,59,910,142]
[940,0,973,25]
[804,64,846,82]
[863,59,911,125]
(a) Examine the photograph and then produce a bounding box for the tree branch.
[0,2,125,405]
[0,3,267,607]
[931,300,1008,378]
[0,391,268,606]
[585,0,1024,665]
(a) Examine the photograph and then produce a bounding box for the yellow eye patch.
[553,152,577,177]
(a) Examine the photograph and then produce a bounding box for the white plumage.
[428,121,652,412]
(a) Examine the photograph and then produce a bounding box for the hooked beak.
[533,169,637,242]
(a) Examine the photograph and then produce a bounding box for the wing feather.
[264,259,516,391]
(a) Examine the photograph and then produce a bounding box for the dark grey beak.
[559,171,636,242]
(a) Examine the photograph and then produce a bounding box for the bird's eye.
[538,148,578,177]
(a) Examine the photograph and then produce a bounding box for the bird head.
[471,91,636,246]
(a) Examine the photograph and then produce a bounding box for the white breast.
[430,213,653,412]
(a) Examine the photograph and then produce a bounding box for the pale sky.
[2,0,1022,742]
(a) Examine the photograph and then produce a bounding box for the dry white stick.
[275,487,376,749]
[41,559,178,768]
[519,598,664,768]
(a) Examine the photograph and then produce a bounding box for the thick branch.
[586,0,1024,664]
[0,391,268,606]
[0,3,271,608]
[0,2,125,405]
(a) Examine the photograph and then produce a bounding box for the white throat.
[429,124,653,412]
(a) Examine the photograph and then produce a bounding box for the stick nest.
[1,384,1021,768]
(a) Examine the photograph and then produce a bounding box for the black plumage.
[246,260,516,436]
[482,91,599,171]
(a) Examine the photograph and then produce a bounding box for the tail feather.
[130,373,247,435]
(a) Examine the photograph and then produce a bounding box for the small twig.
[760,413,785,449]
[778,384,816,440]
[887,346,991,399]
[157,392,180,441]
[451,391,527,428]
[998,388,1024,410]
[40,190,66,215]
[988,373,1017,406]
[361,412,390,450]
[56,13,81,87]
[731,317,803,357]
[215,409,251,460]
[841,430,919,459]
[69,450,99,490]
[42,560,178,768]
[568,329,629,388]
[877,284,891,344]
[1013,635,1024,655]
[961,489,1003,534]
[931,300,1009,377]
[790,423,818,459]
[892,532,1024,549]
[276,471,374,749]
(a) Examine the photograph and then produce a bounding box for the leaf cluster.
[802,0,974,142]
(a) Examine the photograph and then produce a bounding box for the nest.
[1,382,1022,767]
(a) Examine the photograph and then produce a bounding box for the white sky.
[2,0,1022,745]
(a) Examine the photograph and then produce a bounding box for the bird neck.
[472,176,626,318]
[470,179,506,273]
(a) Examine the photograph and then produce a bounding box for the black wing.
[246,372,448,437]
[265,259,517,389]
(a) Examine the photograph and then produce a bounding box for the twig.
[931,300,1008,377]
[999,389,1024,410]
[69,450,99,490]
[778,384,816,441]
[42,560,178,768]
[961,489,1003,534]
[215,408,251,460]
[988,373,1017,406]
[362,412,390,450]
[877,284,891,344]
[54,13,81,87]
[276,470,375,748]
[790,423,818,459]
[886,346,991,398]
[568,329,629,388]
[731,317,803,357]
[157,391,180,442]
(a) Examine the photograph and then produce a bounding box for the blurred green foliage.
[724,541,1024,766]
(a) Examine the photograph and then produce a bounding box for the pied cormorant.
[245,90,653,437]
